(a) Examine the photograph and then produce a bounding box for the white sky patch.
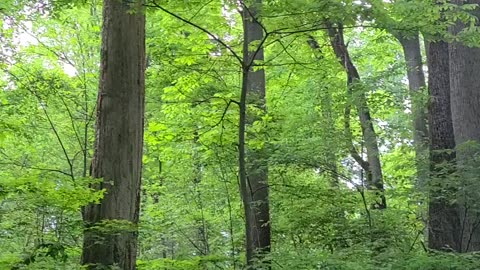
[341,158,364,189]
[403,98,412,114]
[221,1,237,43]
[13,21,38,47]
[222,2,237,28]
[62,62,77,77]
[3,15,78,77]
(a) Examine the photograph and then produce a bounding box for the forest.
[1,0,480,269]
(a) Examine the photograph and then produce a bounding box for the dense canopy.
[1,0,480,269]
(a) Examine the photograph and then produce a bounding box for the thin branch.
[147,1,243,64]
[0,162,72,177]
[262,10,322,18]
[5,69,75,182]
[247,42,267,68]
[198,99,237,137]
[55,87,85,154]
[271,24,388,36]
[38,98,75,181]
[344,104,370,171]
[188,0,215,21]
[262,36,299,65]
[408,230,423,253]
[175,226,207,256]
[359,186,373,233]
[1,12,77,69]
[305,32,369,171]
[239,0,268,35]
[276,39,300,66]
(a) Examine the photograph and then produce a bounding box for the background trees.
[2,0,480,269]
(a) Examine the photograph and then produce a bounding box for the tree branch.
[0,161,73,177]
[5,68,76,182]
[147,1,243,64]
[305,32,369,171]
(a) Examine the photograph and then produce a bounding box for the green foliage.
[1,0,480,269]
[138,255,228,270]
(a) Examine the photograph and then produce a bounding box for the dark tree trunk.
[239,0,271,267]
[81,1,146,269]
[396,33,429,183]
[449,0,480,251]
[327,23,386,209]
[427,40,461,252]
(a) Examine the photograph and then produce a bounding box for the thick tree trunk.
[81,1,145,269]
[449,0,480,251]
[239,0,271,267]
[427,40,461,252]
[396,33,429,183]
[327,23,386,209]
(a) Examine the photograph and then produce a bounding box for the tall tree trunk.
[327,23,386,209]
[427,40,461,252]
[449,0,480,251]
[239,0,271,267]
[81,1,146,269]
[396,33,429,183]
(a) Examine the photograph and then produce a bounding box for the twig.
[147,1,243,64]
[0,162,72,177]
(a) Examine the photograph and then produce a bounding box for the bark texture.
[396,33,429,183]
[448,0,480,251]
[81,0,146,268]
[327,23,386,209]
[427,40,461,252]
[239,0,271,267]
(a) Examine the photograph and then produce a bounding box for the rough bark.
[396,33,429,183]
[449,0,480,251]
[81,0,146,268]
[239,0,271,267]
[427,40,461,252]
[327,23,386,209]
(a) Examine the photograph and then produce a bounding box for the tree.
[8,0,480,268]
[81,0,146,268]
[396,33,429,180]
[448,0,480,252]
[327,23,386,209]
[427,39,461,252]
[365,0,430,186]
[239,0,271,267]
